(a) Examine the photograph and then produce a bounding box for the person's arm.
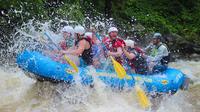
[108,47,123,57]
[61,40,86,56]
[144,42,154,53]
[122,48,136,60]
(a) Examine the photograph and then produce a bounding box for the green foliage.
[1,0,200,51]
[0,0,84,26]
[107,0,200,46]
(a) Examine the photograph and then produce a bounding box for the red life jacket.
[107,38,126,64]
[60,40,67,50]
[134,46,145,56]
[102,36,110,43]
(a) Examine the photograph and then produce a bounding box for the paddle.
[63,55,79,73]
[110,56,126,79]
[110,56,150,109]
[135,85,151,109]
[43,32,79,74]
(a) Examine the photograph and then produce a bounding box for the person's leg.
[152,65,167,73]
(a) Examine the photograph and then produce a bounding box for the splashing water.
[0,18,200,112]
[0,59,200,112]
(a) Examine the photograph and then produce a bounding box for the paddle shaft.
[44,32,79,73]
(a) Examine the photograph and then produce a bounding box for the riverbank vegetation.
[1,0,200,54]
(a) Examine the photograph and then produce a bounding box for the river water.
[0,59,200,112]
[0,19,199,112]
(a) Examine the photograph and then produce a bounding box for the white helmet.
[124,40,135,48]
[61,26,74,34]
[108,27,118,34]
[74,25,85,35]
[84,32,93,39]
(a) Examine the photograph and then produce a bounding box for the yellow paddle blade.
[110,56,126,79]
[135,85,151,109]
[64,55,79,73]
[109,56,150,108]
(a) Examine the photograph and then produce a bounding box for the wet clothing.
[66,38,74,48]
[154,43,169,65]
[146,43,170,73]
[127,47,149,74]
[106,38,125,64]
[60,38,74,50]
[75,38,93,66]
[152,65,167,73]
[60,41,67,50]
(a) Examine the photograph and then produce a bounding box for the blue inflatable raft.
[16,50,189,93]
